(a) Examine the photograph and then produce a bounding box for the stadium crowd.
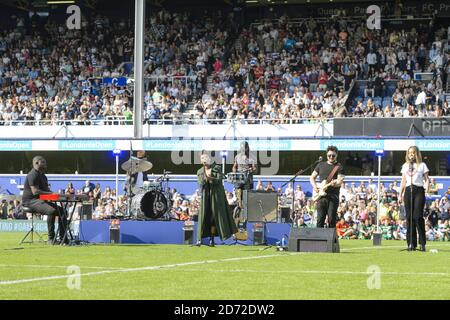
[2,177,450,242]
[190,15,449,122]
[0,10,232,125]
[0,10,449,125]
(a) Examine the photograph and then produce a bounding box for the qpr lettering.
[422,120,450,134]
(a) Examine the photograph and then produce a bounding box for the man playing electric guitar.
[310,146,345,228]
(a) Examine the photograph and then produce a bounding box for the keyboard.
[40,194,90,202]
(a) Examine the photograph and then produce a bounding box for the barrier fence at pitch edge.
[1,138,450,151]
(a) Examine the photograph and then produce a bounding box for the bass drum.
[131,190,169,219]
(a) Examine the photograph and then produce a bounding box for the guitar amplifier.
[242,190,278,222]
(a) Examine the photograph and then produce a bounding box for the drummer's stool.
[19,207,45,244]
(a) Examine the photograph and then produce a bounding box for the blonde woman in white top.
[399,146,430,251]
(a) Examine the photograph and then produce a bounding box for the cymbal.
[121,158,153,172]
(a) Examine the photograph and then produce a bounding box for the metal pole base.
[373,232,382,246]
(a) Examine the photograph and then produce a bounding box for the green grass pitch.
[0,233,449,300]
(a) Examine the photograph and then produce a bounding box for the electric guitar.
[312,180,336,202]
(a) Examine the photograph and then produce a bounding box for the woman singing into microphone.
[399,146,430,251]
[196,152,237,246]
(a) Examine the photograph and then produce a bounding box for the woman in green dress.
[196,153,237,246]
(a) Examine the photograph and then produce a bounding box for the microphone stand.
[126,142,134,218]
[259,200,274,251]
[281,157,322,222]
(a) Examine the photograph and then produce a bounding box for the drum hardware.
[121,158,153,173]
[122,168,173,220]
[226,168,253,188]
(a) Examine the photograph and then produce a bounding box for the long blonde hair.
[405,146,422,165]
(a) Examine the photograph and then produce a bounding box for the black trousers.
[25,199,67,240]
[316,195,339,228]
[404,185,426,248]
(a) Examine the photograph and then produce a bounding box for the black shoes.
[406,244,426,252]
[195,239,215,247]
[47,237,70,245]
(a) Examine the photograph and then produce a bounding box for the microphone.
[409,161,414,173]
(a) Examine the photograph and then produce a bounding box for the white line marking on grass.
[2,243,449,286]
[0,253,284,286]
[170,269,450,277]
[0,264,125,270]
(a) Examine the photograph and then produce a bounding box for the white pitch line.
[170,269,450,277]
[0,264,126,270]
[2,243,449,286]
[0,253,283,286]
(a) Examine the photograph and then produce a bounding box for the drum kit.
[120,157,172,220]
[226,168,253,188]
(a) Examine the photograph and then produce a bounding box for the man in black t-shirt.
[310,146,345,228]
[232,142,257,223]
[22,156,68,244]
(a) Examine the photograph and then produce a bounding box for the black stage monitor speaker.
[252,222,265,245]
[81,202,93,220]
[280,207,292,223]
[183,229,194,245]
[243,190,277,222]
[288,228,340,253]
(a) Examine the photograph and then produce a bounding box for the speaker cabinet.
[288,228,340,253]
[243,191,278,222]
[81,203,93,220]
[183,229,194,245]
[252,222,265,245]
[280,207,292,223]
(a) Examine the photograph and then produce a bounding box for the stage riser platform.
[79,221,291,245]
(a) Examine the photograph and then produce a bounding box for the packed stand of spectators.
[1,9,448,126]
[189,14,449,123]
[352,25,450,118]
[142,10,235,124]
[0,10,232,126]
